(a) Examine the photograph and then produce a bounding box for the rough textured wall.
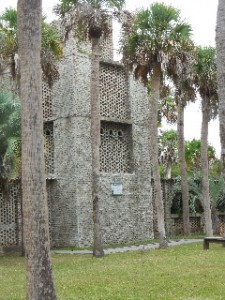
[48,37,94,247]
[99,68,153,244]
[121,75,153,242]
[47,35,153,247]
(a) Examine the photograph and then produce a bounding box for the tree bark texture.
[216,0,225,185]
[17,1,57,299]
[177,101,191,235]
[164,160,172,179]
[150,64,168,249]
[91,37,104,257]
[201,103,213,236]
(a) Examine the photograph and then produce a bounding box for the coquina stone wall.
[0,27,153,249]
[43,31,154,247]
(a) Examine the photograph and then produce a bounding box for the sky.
[0,0,220,156]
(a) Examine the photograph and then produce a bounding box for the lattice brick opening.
[173,216,201,235]
[100,121,133,173]
[42,81,53,120]
[101,36,113,60]
[0,182,20,246]
[44,122,54,175]
[100,63,129,120]
[190,216,201,233]
[217,214,225,235]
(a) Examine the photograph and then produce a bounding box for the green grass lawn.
[1,242,225,300]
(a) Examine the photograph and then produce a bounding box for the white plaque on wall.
[111,182,123,196]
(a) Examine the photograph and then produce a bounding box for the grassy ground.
[1,242,225,300]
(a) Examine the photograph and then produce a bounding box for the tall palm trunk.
[201,102,213,236]
[91,37,104,257]
[150,63,168,249]
[177,101,191,235]
[216,0,225,186]
[17,0,56,299]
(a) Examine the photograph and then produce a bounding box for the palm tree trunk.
[164,160,172,179]
[150,64,168,249]
[177,101,191,235]
[201,103,213,236]
[91,37,104,257]
[17,0,57,299]
[216,0,225,186]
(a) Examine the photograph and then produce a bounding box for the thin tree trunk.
[91,37,104,257]
[17,1,57,299]
[150,64,168,249]
[164,160,172,179]
[201,103,213,236]
[216,0,225,186]
[177,101,191,235]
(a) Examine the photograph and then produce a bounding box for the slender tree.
[56,0,125,257]
[121,2,193,246]
[216,0,225,186]
[17,0,56,298]
[167,36,196,235]
[194,46,218,236]
[177,98,191,235]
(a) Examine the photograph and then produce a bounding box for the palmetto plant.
[0,91,21,179]
[209,177,225,211]
[185,139,217,175]
[170,176,203,215]
[0,7,62,87]
[55,0,124,41]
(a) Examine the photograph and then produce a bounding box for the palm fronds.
[194,46,218,120]
[0,7,62,87]
[55,0,125,41]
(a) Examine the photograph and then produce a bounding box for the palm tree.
[0,8,62,179]
[0,8,18,82]
[158,87,177,126]
[176,97,192,235]
[56,0,125,257]
[159,129,178,179]
[0,7,62,88]
[0,91,21,179]
[185,139,217,176]
[216,0,225,187]
[121,2,193,247]
[17,0,57,298]
[166,34,196,235]
[194,46,218,236]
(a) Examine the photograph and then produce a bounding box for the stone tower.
[42,27,154,247]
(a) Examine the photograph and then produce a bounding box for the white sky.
[0,0,220,156]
